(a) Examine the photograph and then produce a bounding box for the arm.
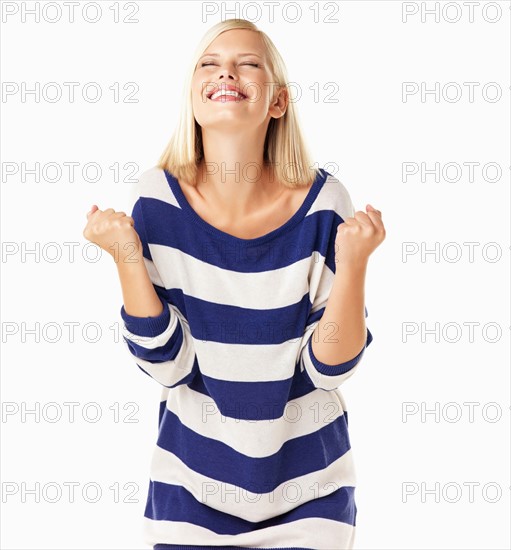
[310,261,368,366]
[298,178,380,391]
[119,192,197,388]
[117,251,165,319]
[298,261,373,391]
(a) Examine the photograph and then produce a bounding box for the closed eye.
[200,62,260,67]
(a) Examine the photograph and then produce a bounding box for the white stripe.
[149,444,356,523]
[134,166,179,208]
[165,384,347,457]
[300,333,364,391]
[308,173,356,221]
[143,515,356,549]
[150,244,320,310]
[143,256,165,288]
[191,338,301,382]
[122,303,196,384]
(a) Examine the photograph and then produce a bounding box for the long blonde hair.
[157,18,319,189]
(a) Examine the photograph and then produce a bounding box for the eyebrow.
[198,52,263,60]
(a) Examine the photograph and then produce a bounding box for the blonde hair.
[157,18,319,189]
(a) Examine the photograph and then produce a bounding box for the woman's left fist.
[334,204,386,267]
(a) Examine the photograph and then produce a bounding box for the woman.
[83,18,385,550]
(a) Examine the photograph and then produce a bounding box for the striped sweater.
[120,166,373,550]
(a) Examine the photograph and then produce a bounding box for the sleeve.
[297,177,373,391]
[119,192,198,388]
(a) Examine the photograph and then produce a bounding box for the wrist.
[335,259,368,277]
[114,250,145,269]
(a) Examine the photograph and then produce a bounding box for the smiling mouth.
[207,90,247,101]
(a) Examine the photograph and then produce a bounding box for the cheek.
[191,84,207,107]
[248,83,271,105]
[195,83,216,104]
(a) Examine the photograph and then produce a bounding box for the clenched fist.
[334,204,386,268]
[83,205,143,263]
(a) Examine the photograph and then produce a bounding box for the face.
[191,29,287,131]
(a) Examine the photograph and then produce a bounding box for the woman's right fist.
[83,205,143,263]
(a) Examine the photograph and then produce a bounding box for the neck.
[196,126,280,216]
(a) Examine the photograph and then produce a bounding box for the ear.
[269,85,288,119]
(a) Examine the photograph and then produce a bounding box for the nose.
[217,63,238,81]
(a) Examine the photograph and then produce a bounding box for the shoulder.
[313,169,356,221]
[128,166,173,206]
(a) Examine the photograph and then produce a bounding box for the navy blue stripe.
[155,407,351,493]
[164,168,328,248]
[308,327,374,376]
[148,287,324,346]
[187,363,322,404]
[139,195,341,272]
[180,366,339,421]
[145,480,356,532]
[184,291,312,345]
[131,198,154,261]
[306,305,325,326]
[200,372,296,420]
[120,294,171,338]
[154,546,314,550]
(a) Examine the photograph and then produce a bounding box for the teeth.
[210,90,245,100]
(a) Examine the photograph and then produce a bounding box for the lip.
[206,84,247,101]
[209,93,247,102]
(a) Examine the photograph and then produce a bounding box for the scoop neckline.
[163,168,327,246]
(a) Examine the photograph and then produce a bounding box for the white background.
[1,1,509,549]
